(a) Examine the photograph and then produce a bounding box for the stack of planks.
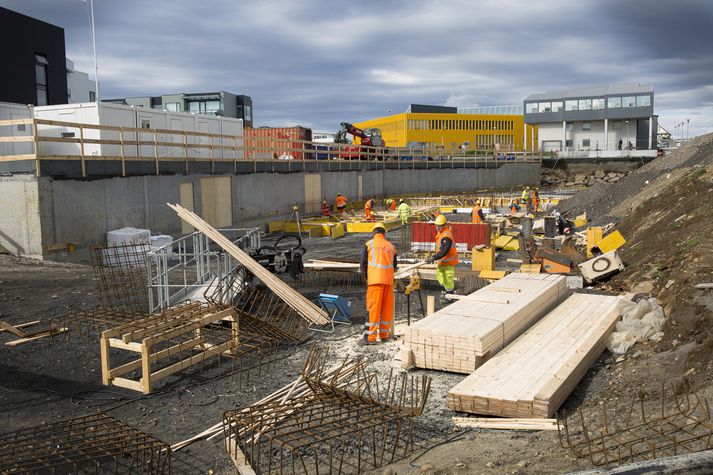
[168,203,329,326]
[402,273,567,374]
[447,292,621,418]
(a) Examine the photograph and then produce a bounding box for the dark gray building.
[107,91,253,127]
[524,84,656,152]
[0,7,68,106]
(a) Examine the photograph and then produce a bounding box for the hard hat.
[337,193,341,196]
[475,199,481,205]
[372,223,386,233]
[399,199,404,203]
[434,215,447,226]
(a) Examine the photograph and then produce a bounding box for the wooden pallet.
[446,293,621,418]
[402,273,568,374]
[100,303,238,394]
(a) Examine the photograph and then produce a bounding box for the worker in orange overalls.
[510,200,520,214]
[389,199,397,211]
[360,223,397,343]
[364,198,376,221]
[531,188,540,212]
[471,199,484,223]
[335,193,348,214]
[321,200,331,217]
[427,215,459,303]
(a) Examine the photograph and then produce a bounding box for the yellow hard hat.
[372,223,386,233]
[475,199,481,205]
[434,215,447,226]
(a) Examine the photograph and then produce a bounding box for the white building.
[66,59,96,104]
[524,84,657,154]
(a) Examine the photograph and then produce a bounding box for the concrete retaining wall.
[0,163,539,260]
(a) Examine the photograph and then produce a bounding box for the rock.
[517,461,528,468]
[383,469,396,475]
[610,177,621,182]
[486,462,494,468]
[456,462,466,468]
[615,356,625,363]
[594,170,605,179]
[633,281,655,294]
[665,279,675,289]
[420,464,435,474]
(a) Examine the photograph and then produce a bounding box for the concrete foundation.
[0,163,539,260]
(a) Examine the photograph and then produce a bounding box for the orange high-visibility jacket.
[472,205,482,224]
[435,227,458,266]
[335,195,348,208]
[365,234,396,285]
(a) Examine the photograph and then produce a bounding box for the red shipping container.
[244,126,312,160]
[411,222,490,253]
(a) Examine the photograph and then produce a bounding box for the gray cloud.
[2,0,711,136]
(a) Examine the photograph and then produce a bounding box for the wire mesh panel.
[558,382,713,466]
[0,412,170,474]
[91,243,155,314]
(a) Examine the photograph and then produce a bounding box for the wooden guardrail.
[0,118,542,177]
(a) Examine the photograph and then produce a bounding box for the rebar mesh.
[558,382,713,466]
[0,412,170,474]
[223,345,431,474]
[91,243,155,314]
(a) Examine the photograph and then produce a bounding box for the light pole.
[687,119,690,140]
[625,120,629,150]
[85,0,100,102]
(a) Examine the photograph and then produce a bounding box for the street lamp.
[687,119,690,140]
[625,120,629,150]
[83,0,100,102]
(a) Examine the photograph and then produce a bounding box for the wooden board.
[168,203,329,325]
[402,273,568,374]
[446,293,621,418]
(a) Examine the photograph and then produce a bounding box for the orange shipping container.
[244,126,312,160]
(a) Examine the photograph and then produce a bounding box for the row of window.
[526,95,651,113]
[407,119,515,131]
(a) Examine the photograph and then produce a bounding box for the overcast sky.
[3,0,712,137]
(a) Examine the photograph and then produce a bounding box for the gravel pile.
[556,133,713,225]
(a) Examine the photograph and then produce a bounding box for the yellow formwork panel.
[330,224,345,239]
[595,230,626,253]
[493,235,520,251]
[345,218,401,233]
[586,227,603,258]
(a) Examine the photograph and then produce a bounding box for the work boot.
[359,335,377,346]
[439,291,449,305]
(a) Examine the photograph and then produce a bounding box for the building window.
[188,100,221,114]
[579,99,592,110]
[166,102,180,111]
[565,100,578,111]
[35,54,49,106]
[551,101,563,112]
[582,123,591,130]
[525,103,538,113]
[141,119,151,129]
[565,139,573,147]
[245,105,252,121]
[538,102,551,113]
[623,96,636,107]
[592,98,605,110]
[608,97,621,108]
[636,95,650,107]
[582,139,591,147]
[89,91,96,102]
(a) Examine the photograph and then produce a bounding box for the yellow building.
[353,105,538,151]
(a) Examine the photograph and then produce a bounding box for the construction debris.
[447,293,622,418]
[0,413,171,474]
[0,320,67,346]
[558,382,713,466]
[223,345,432,474]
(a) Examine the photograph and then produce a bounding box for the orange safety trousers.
[365,208,375,221]
[365,284,394,342]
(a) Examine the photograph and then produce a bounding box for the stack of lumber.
[303,259,360,271]
[447,292,621,418]
[402,273,567,374]
[168,203,329,326]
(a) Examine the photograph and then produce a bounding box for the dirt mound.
[557,133,713,225]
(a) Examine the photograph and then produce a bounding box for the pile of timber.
[447,292,621,418]
[168,204,329,326]
[402,273,567,373]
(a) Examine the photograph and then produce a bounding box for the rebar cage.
[0,412,171,474]
[223,346,431,474]
[558,382,713,466]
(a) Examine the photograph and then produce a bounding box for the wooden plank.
[5,327,68,346]
[447,293,620,417]
[167,203,329,325]
[452,417,557,431]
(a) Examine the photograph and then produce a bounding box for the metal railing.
[0,118,542,177]
[146,227,260,313]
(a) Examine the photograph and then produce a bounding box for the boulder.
[594,170,605,179]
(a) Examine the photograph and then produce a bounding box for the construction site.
[0,110,713,475]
